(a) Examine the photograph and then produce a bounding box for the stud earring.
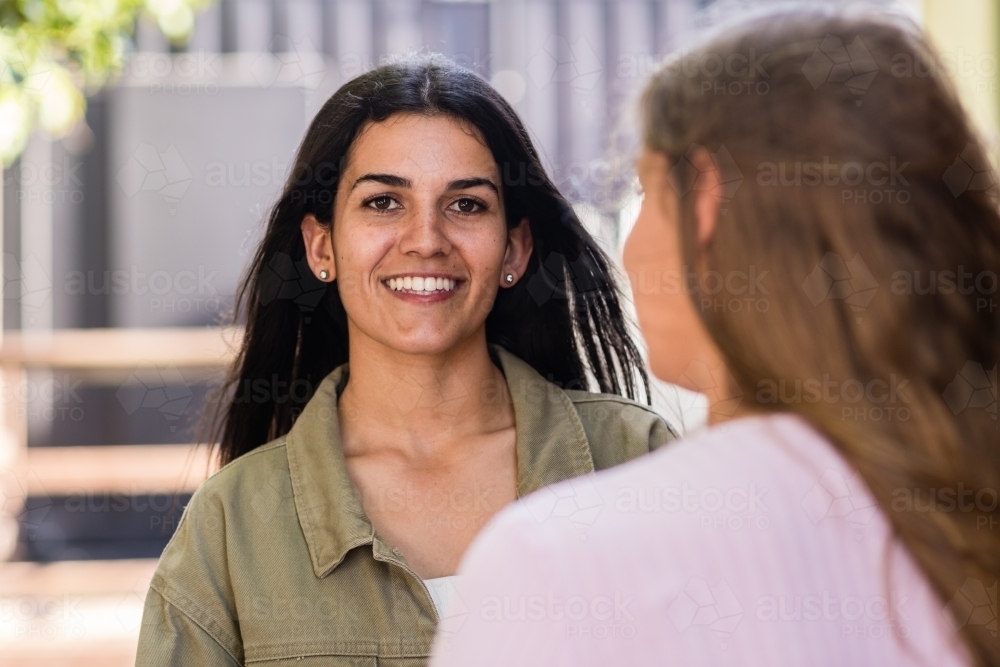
[319,269,329,281]
[504,273,514,284]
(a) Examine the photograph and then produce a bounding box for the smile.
[385,276,459,295]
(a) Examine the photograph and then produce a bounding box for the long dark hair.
[642,10,999,666]
[209,53,649,465]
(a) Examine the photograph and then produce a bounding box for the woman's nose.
[398,205,452,257]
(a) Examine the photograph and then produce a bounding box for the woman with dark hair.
[430,9,999,667]
[135,53,674,666]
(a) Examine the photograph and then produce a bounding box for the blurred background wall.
[0,0,996,664]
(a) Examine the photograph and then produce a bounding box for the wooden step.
[0,643,139,667]
[0,559,159,667]
[0,326,242,368]
[25,444,216,496]
[0,558,158,596]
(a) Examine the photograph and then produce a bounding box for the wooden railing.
[0,327,241,666]
[0,327,242,368]
[25,443,213,496]
[0,326,239,543]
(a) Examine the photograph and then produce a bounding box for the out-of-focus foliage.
[0,0,210,164]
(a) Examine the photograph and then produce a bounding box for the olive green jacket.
[135,346,675,666]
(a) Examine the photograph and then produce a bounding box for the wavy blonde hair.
[642,9,999,665]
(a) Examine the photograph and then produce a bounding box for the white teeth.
[387,277,458,293]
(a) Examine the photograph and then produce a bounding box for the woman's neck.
[337,331,515,464]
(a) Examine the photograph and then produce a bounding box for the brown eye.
[365,195,400,212]
[450,198,484,214]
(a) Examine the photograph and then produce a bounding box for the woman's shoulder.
[595,410,839,490]
[493,410,885,579]
[153,436,292,583]
[563,388,679,468]
[139,437,293,664]
[563,387,674,430]
[190,436,291,509]
[490,344,678,465]
[446,412,963,667]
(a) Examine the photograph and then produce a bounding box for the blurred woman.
[430,9,999,667]
[135,55,674,666]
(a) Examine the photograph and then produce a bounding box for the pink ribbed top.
[429,413,972,667]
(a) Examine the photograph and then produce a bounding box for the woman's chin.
[369,330,477,358]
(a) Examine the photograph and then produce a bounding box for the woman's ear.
[688,149,721,249]
[300,214,336,281]
[500,217,534,287]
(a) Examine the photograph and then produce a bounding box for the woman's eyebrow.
[447,177,498,195]
[348,174,497,196]
[350,173,411,191]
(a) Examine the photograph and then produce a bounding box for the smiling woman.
[133,54,675,667]
[298,112,536,361]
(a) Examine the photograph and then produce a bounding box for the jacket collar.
[285,345,595,578]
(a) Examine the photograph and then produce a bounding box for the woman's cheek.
[624,200,699,382]
[335,227,392,299]
[457,224,505,287]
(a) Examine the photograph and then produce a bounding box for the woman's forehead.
[346,113,497,182]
